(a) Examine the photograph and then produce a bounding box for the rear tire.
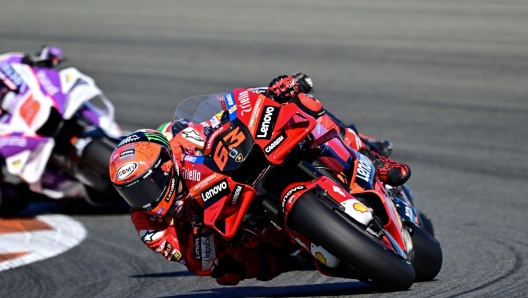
[289,191,415,291]
[411,225,442,282]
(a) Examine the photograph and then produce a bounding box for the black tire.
[289,191,415,291]
[411,225,443,282]
[0,184,30,216]
[81,136,118,175]
[419,212,435,237]
[77,136,120,205]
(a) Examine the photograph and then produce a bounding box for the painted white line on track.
[0,214,86,272]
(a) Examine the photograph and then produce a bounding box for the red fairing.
[281,176,354,216]
[316,114,365,151]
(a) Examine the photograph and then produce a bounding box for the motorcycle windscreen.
[174,94,225,124]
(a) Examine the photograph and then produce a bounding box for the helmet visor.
[115,148,174,211]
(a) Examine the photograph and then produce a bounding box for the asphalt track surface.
[1,1,528,297]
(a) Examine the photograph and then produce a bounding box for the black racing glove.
[268,75,300,104]
[291,72,313,94]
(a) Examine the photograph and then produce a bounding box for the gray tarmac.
[1,1,528,297]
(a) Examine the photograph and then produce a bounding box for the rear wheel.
[289,191,415,291]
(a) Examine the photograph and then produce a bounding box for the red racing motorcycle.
[173,88,442,291]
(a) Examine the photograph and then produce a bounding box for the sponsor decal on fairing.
[353,202,368,213]
[281,185,307,212]
[237,91,251,116]
[183,155,198,163]
[340,199,373,226]
[0,137,27,147]
[264,131,287,155]
[310,243,340,268]
[0,64,24,90]
[332,185,346,197]
[248,98,263,130]
[225,93,235,109]
[209,115,221,128]
[206,126,225,150]
[228,148,240,160]
[200,178,230,207]
[36,71,59,96]
[356,153,374,184]
[230,185,243,205]
[255,106,279,140]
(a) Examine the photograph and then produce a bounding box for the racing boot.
[212,243,281,285]
[360,149,411,187]
[359,134,393,158]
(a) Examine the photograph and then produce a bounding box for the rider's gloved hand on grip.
[291,72,314,94]
[268,75,300,103]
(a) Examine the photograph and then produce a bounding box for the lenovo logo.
[256,106,279,140]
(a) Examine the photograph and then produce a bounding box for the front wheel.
[76,136,120,205]
[289,191,415,291]
[411,225,442,282]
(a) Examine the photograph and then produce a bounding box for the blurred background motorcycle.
[0,46,125,214]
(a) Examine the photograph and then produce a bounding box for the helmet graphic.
[109,129,179,216]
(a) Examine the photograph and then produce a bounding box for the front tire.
[289,191,415,291]
[76,136,120,205]
[411,225,442,282]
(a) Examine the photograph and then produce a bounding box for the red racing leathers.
[130,114,282,285]
[129,90,408,285]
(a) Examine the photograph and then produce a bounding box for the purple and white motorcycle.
[0,47,123,212]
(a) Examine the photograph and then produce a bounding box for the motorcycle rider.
[109,129,287,286]
[0,45,63,211]
[0,45,63,113]
[161,73,410,188]
[110,75,411,286]
[265,74,411,187]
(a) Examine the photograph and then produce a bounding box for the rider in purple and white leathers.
[0,46,123,211]
[0,46,64,209]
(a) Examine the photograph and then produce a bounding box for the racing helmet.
[22,45,63,68]
[109,129,180,216]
